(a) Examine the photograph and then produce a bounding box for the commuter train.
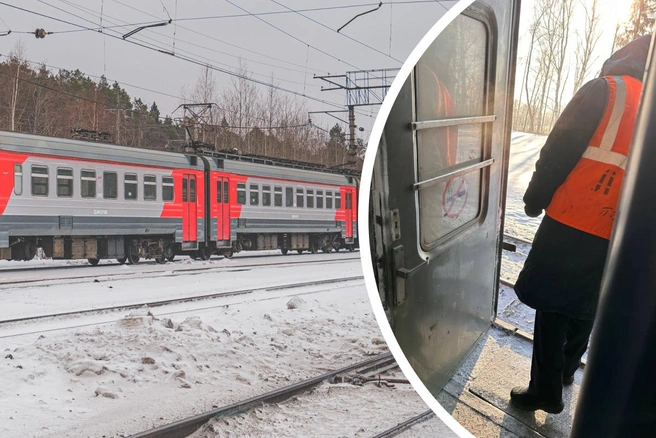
[0,130,358,264]
[367,0,656,436]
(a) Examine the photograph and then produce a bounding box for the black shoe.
[510,386,565,414]
[563,375,575,386]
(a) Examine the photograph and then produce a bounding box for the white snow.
[0,258,362,321]
[0,133,549,438]
[505,132,546,241]
[0,262,390,438]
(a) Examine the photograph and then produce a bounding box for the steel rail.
[129,352,394,438]
[0,256,360,290]
[0,275,364,326]
[370,409,436,438]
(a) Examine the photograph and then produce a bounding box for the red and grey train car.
[0,130,358,264]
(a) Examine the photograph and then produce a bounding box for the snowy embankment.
[505,132,546,242]
[0,260,387,438]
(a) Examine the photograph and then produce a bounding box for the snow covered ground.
[0,133,548,438]
[1,265,387,437]
[505,132,546,242]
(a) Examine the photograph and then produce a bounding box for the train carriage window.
[81,170,96,198]
[103,171,117,199]
[216,180,222,203]
[326,191,333,209]
[249,184,259,205]
[182,178,188,202]
[317,190,324,208]
[124,173,138,200]
[57,168,73,197]
[414,13,490,248]
[190,178,196,202]
[285,187,293,207]
[274,186,283,207]
[162,177,174,201]
[14,164,22,196]
[335,192,342,209]
[31,165,48,197]
[345,193,352,209]
[262,185,271,207]
[237,183,246,205]
[144,175,156,201]
[307,189,314,208]
[223,181,229,203]
[296,188,304,208]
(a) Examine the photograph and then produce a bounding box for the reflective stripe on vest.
[545,75,642,240]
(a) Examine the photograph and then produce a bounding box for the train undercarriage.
[0,232,356,265]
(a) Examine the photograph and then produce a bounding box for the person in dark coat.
[509,35,652,414]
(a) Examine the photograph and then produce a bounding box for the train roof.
[202,150,358,186]
[0,130,203,170]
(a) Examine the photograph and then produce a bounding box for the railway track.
[0,249,359,274]
[0,275,364,327]
[0,254,360,291]
[130,353,396,438]
[371,410,436,438]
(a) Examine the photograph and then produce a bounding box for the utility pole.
[314,68,398,155]
[10,62,19,131]
[116,92,120,144]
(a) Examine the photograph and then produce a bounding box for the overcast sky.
[0,0,460,138]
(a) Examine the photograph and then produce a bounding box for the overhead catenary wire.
[269,0,401,63]
[42,0,313,85]
[59,0,324,77]
[224,0,363,71]
[109,0,319,72]
[0,2,348,111]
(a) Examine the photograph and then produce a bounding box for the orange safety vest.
[546,75,642,240]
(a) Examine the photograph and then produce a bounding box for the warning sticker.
[442,177,468,219]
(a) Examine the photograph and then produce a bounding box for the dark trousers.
[528,310,594,402]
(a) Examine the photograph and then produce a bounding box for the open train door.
[182,173,198,249]
[368,0,520,395]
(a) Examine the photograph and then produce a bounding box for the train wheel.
[23,242,37,261]
[164,245,176,262]
[155,254,167,264]
[297,249,303,254]
[199,247,213,261]
[348,244,354,252]
[310,242,318,254]
[281,248,289,255]
[126,244,140,265]
[116,257,127,265]
[223,250,234,259]
[88,258,100,266]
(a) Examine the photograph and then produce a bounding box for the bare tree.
[574,0,602,92]
[616,0,656,48]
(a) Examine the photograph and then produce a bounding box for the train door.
[216,176,230,243]
[182,174,198,243]
[369,0,520,395]
[344,189,355,238]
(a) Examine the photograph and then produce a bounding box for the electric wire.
[269,0,402,64]
[0,2,347,110]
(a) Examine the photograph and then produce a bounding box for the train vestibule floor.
[435,324,582,438]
